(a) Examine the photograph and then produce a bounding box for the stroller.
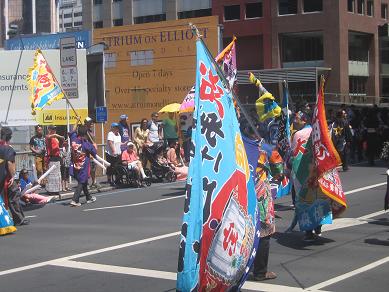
[143,142,176,182]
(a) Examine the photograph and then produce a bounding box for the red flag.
[312,77,347,208]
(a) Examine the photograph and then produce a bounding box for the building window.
[105,52,117,69]
[281,33,324,62]
[94,0,103,5]
[129,50,154,66]
[113,0,122,2]
[366,1,373,16]
[348,0,355,12]
[113,18,123,26]
[382,3,388,19]
[224,5,240,21]
[178,9,212,19]
[279,0,298,15]
[349,76,367,95]
[74,21,83,26]
[64,23,73,28]
[303,0,322,13]
[74,12,82,17]
[357,0,364,14]
[64,13,72,18]
[245,2,263,18]
[133,14,166,24]
[94,21,103,28]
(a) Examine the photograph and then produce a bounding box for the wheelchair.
[112,162,152,187]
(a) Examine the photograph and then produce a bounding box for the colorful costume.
[0,194,16,236]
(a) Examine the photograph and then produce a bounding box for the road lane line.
[0,231,180,276]
[344,182,387,195]
[306,256,389,290]
[82,195,186,212]
[49,261,331,292]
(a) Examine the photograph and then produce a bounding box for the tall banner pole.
[101,123,105,175]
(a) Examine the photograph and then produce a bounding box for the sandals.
[250,271,277,281]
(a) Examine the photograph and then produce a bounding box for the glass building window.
[74,21,83,26]
[303,0,322,13]
[245,2,263,18]
[64,13,72,18]
[382,4,388,19]
[357,0,364,14]
[178,9,212,19]
[113,19,123,26]
[105,52,117,69]
[348,0,355,12]
[349,76,367,95]
[281,33,324,62]
[64,23,73,28]
[279,0,298,15]
[129,50,154,66]
[224,5,240,21]
[94,0,103,5]
[74,12,82,17]
[133,14,166,24]
[93,21,103,28]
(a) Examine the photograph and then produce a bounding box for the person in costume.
[45,125,65,196]
[19,169,55,204]
[240,120,277,281]
[0,127,17,235]
[69,125,97,207]
[331,110,352,171]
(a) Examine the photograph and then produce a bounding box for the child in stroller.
[143,142,176,182]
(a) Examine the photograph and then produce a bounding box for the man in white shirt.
[106,123,123,185]
[148,112,162,143]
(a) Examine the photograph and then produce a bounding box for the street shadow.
[23,204,45,212]
[273,231,335,250]
[364,238,389,246]
[162,191,185,197]
[274,203,295,211]
[367,218,389,227]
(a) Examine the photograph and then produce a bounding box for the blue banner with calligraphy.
[176,40,258,291]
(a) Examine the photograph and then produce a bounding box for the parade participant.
[60,141,72,192]
[166,141,187,181]
[19,169,55,204]
[84,117,99,189]
[69,125,97,207]
[133,118,150,166]
[45,125,64,196]
[0,127,17,234]
[331,110,352,171]
[148,112,162,143]
[162,112,178,146]
[106,123,123,185]
[29,125,46,178]
[121,142,149,185]
[118,114,131,152]
[241,121,277,281]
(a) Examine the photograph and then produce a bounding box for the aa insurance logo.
[43,113,53,122]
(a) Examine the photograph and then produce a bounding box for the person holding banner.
[45,125,65,196]
[69,125,97,207]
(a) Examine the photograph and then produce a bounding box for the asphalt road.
[1,161,389,292]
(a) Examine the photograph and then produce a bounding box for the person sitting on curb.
[19,169,56,205]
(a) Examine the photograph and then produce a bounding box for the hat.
[48,125,57,130]
[111,122,119,128]
[127,141,135,147]
[84,117,93,123]
[120,114,128,120]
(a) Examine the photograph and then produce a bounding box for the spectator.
[19,169,55,204]
[162,112,178,146]
[106,123,123,185]
[363,108,380,166]
[121,142,149,185]
[148,112,162,143]
[331,110,352,171]
[29,125,46,179]
[0,127,28,226]
[133,118,150,166]
[69,125,97,207]
[84,117,99,189]
[45,125,65,196]
[118,114,131,152]
[166,141,188,181]
[60,141,71,192]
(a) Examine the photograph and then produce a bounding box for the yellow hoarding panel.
[93,16,219,126]
[36,108,88,125]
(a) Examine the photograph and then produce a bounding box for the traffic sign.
[60,37,77,67]
[96,106,108,123]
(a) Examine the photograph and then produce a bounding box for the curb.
[57,186,115,201]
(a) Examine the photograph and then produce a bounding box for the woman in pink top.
[166,141,188,181]
[121,142,149,181]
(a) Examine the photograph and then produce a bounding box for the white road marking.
[344,182,387,195]
[322,210,389,232]
[82,195,186,212]
[50,260,330,292]
[306,256,389,290]
[25,215,37,218]
[0,231,180,276]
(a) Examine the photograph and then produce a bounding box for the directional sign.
[60,37,77,67]
[96,106,108,123]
